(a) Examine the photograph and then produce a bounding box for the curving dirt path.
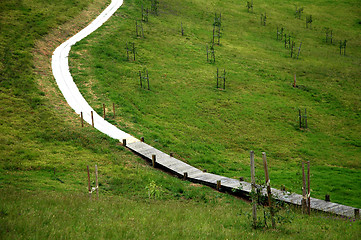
[51,0,359,218]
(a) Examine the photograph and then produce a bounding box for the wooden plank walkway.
[126,140,360,218]
[51,0,359,220]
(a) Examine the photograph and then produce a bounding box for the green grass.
[1,0,361,238]
[69,0,361,208]
[1,190,360,240]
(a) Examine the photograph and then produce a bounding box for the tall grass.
[1,190,360,240]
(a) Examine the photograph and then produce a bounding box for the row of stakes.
[80,103,116,128]
[79,102,307,130]
[81,111,359,219]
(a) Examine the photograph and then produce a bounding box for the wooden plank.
[124,142,357,217]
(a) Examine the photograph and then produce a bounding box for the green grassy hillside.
[0,0,360,238]
[69,0,361,208]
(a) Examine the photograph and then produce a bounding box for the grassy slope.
[0,0,360,238]
[70,0,361,207]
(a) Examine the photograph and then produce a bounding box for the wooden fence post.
[325,194,330,202]
[302,162,307,213]
[95,165,99,200]
[183,172,188,180]
[216,180,221,191]
[81,112,84,127]
[152,154,156,167]
[307,161,311,215]
[87,165,91,199]
[103,104,106,119]
[122,139,127,146]
[113,103,115,118]
[91,111,94,127]
[250,150,257,227]
[262,152,275,228]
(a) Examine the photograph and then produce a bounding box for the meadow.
[70,0,361,208]
[0,0,360,238]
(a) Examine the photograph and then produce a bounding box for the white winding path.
[52,0,138,144]
[51,0,359,218]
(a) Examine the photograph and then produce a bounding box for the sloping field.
[69,0,361,208]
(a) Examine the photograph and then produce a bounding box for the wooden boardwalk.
[126,140,359,218]
[51,0,359,220]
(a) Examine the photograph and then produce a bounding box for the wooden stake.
[250,150,257,227]
[302,162,307,213]
[87,165,91,198]
[355,209,360,219]
[216,180,221,191]
[95,165,99,200]
[152,154,156,167]
[103,104,106,119]
[262,152,275,228]
[183,172,188,180]
[91,111,94,127]
[81,112,84,127]
[325,194,330,202]
[113,103,115,118]
[122,139,127,146]
[307,161,311,215]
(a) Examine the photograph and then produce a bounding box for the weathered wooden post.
[81,112,84,127]
[325,194,330,202]
[302,162,307,213]
[262,152,275,228]
[113,103,115,118]
[103,104,106,119]
[152,154,156,167]
[216,180,221,191]
[132,43,136,61]
[307,161,311,215]
[183,172,188,180]
[250,150,257,227]
[122,139,127,146]
[91,111,94,127]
